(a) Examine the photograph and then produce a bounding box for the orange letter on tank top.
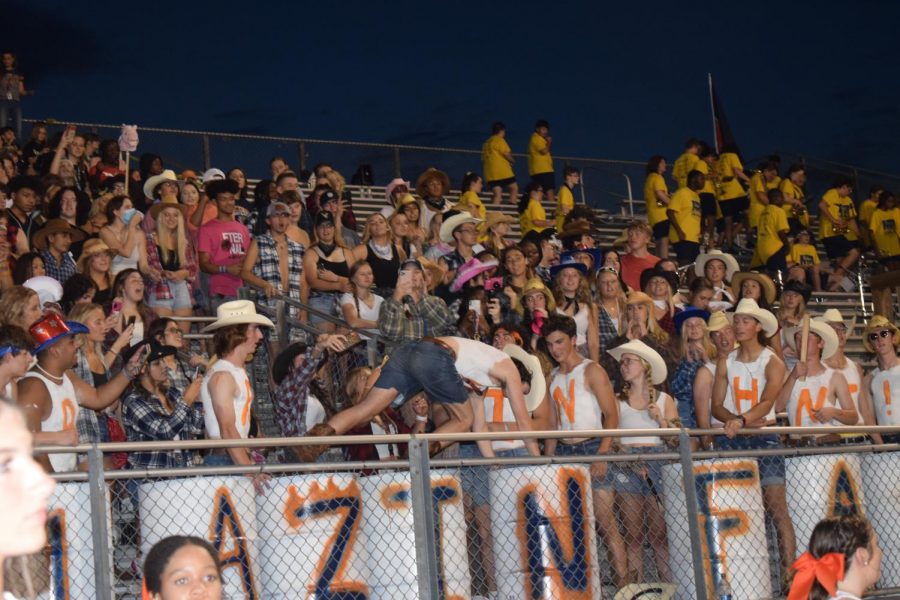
[732,377,759,414]
[485,387,505,423]
[553,380,576,424]
[884,380,893,417]
[61,398,76,430]
[794,387,828,425]
[241,380,253,426]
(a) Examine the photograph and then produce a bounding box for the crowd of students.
[0,114,899,598]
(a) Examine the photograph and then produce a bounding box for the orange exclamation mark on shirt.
[884,380,892,416]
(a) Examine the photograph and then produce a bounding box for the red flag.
[709,74,739,155]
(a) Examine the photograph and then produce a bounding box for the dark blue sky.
[6,0,900,194]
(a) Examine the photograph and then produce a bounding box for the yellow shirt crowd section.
[717,152,745,201]
[520,198,548,236]
[789,243,820,267]
[556,185,574,231]
[671,152,699,189]
[870,208,900,257]
[752,204,789,267]
[668,187,701,243]
[527,133,552,176]
[820,189,858,240]
[644,172,669,226]
[481,135,514,182]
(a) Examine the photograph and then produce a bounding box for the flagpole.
[708,73,718,153]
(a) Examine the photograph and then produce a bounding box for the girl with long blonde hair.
[352,213,406,297]
[552,259,599,362]
[145,200,197,333]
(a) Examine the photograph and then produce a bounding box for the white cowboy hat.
[606,339,667,385]
[695,249,740,281]
[783,318,839,360]
[439,211,482,243]
[706,310,734,332]
[733,298,778,337]
[143,169,178,200]
[201,300,275,333]
[820,308,857,336]
[502,344,546,412]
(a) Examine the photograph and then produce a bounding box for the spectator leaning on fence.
[199,301,273,493]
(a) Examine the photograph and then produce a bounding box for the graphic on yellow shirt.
[555,185,574,231]
[789,243,820,267]
[820,189,858,241]
[668,187,701,244]
[482,135,514,182]
[672,152,699,189]
[644,173,669,226]
[870,207,900,257]
[527,133,553,175]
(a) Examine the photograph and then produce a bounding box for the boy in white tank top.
[200,300,274,494]
[711,298,796,574]
[542,313,628,588]
[822,309,872,435]
[860,315,900,444]
[18,313,142,473]
[775,318,857,444]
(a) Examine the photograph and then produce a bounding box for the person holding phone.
[376,259,456,343]
[109,268,155,347]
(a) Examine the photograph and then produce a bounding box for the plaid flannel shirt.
[144,233,199,301]
[253,234,304,340]
[377,295,457,343]
[122,385,204,469]
[73,348,111,443]
[273,347,326,438]
[598,303,622,355]
[40,249,76,284]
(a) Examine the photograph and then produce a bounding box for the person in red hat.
[17,312,145,472]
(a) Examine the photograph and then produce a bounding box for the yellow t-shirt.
[482,135,514,182]
[694,159,716,195]
[820,189,858,240]
[870,208,900,257]
[748,172,768,229]
[717,153,745,201]
[789,243,820,267]
[644,172,669,226]
[779,177,810,227]
[672,152,699,189]
[555,184,574,231]
[527,132,553,175]
[859,198,878,225]
[753,204,789,265]
[520,198,547,236]
[667,187,702,243]
[457,190,486,220]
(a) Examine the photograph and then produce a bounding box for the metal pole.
[408,439,440,599]
[275,298,288,354]
[87,445,113,600]
[393,147,402,178]
[708,73,719,154]
[622,174,634,218]
[678,429,710,600]
[202,135,211,172]
[297,142,306,174]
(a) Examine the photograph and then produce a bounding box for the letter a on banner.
[209,487,257,599]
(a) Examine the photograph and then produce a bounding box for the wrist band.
[218,265,226,274]
[415,415,428,423]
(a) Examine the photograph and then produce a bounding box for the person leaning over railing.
[376,258,456,343]
[121,341,204,469]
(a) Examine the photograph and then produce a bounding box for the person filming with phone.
[377,259,456,343]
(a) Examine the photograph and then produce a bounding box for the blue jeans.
[611,445,668,496]
[555,438,614,490]
[459,443,530,507]
[376,340,468,407]
[203,454,234,467]
[714,433,785,486]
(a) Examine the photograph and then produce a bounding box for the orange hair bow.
[787,551,845,600]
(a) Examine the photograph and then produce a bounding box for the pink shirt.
[620,253,659,292]
[197,218,249,297]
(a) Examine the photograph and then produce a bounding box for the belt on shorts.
[421,336,456,361]
[794,434,869,447]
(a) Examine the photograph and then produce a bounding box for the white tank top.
[556,302,589,346]
[22,371,79,472]
[201,360,253,439]
[550,360,603,438]
[482,386,525,451]
[720,346,777,424]
[785,368,838,429]
[451,337,507,388]
[870,364,900,427]
[619,391,673,446]
[111,243,140,276]
[834,359,863,425]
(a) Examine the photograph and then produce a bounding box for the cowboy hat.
[450,258,498,293]
[396,193,420,208]
[707,310,734,332]
[385,178,411,206]
[733,298,779,337]
[549,253,588,279]
[483,211,516,230]
[863,314,900,353]
[731,271,777,305]
[673,307,710,333]
[439,211,482,243]
[613,583,676,600]
[820,308,856,336]
[201,300,275,333]
[29,312,88,355]
[607,339,668,385]
[142,169,178,200]
[272,340,310,387]
[640,266,679,296]
[148,196,189,220]
[416,256,447,292]
[201,168,226,183]
[415,167,450,199]
[626,290,654,307]
[76,239,114,273]
[502,344,546,412]
[783,318,839,360]
[782,279,812,304]
[24,276,63,307]
[569,248,605,271]
[517,278,556,313]
[31,219,86,252]
[695,250,740,281]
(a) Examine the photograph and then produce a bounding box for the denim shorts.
[459,443,530,507]
[714,433,785,486]
[308,291,337,325]
[555,438,613,490]
[375,340,469,407]
[203,454,234,467]
[611,445,668,496]
[146,280,193,311]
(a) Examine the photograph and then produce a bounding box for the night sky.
[5,1,900,205]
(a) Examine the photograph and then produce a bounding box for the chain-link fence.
[9,427,900,600]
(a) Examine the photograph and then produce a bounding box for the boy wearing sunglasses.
[862,315,900,443]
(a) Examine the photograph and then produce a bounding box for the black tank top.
[315,246,350,278]
[365,242,400,290]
